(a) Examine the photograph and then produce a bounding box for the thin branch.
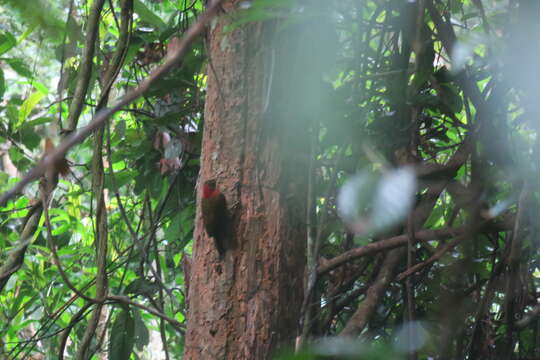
[43,194,103,304]
[516,304,540,330]
[107,295,185,332]
[397,234,466,281]
[58,303,93,360]
[318,226,467,276]
[77,1,132,355]
[65,0,106,132]
[0,203,42,292]
[339,248,404,337]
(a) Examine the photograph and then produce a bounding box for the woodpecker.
[201,179,228,256]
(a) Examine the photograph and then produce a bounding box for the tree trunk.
[184,2,308,359]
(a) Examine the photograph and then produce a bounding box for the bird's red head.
[202,179,219,199]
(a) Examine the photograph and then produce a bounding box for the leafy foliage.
[0,0,203,358]
[0,0,539,359]
[109,307,136,360]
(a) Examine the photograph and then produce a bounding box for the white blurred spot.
[337,167,417,235]
[486,198,512,218]
[395,321,429,353]
[371,167,417,230]
[337,171,379,223]
[314,337,365,356]
[239,1,252,9]
[452,42,473,71]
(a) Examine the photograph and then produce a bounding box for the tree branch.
[318,226,467,276]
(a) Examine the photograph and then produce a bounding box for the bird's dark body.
[201,184,227,256]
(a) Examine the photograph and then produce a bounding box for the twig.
[43,193,103,304]
[318,226,467,276]
[65,0,106,132]
[516,304,540,329]
[397,234,466,281]
[107,295,185,331]
[58,303,93,360]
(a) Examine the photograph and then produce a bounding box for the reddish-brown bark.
[184,2,307,359]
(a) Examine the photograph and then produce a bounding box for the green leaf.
[8,147,30,170]
[164,211,182,243]
[424,204,444,228]
[159,26,177,43]
[125,278,160,297]
[0,67,5,101]
[6,99,21,126]
[133,310,150,351]
[18,24,36,43]
[0,0,64,40]
[16,127,41,149]
[22,80,49,95]
[104,170,136,190]
[18,91,45,128]
[9,295,30,319]
[8,318,34,333]
[0,172,8,190]
[123,38,145,65]
[0,32,17,56]
[21,116,53,129]
[109,307,135,360]
[134,0,167,31]
[5,58,33,78]
[439,84,463,114]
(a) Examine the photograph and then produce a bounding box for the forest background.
[0,0,539,359]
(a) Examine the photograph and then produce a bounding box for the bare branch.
[318,226,467,276]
